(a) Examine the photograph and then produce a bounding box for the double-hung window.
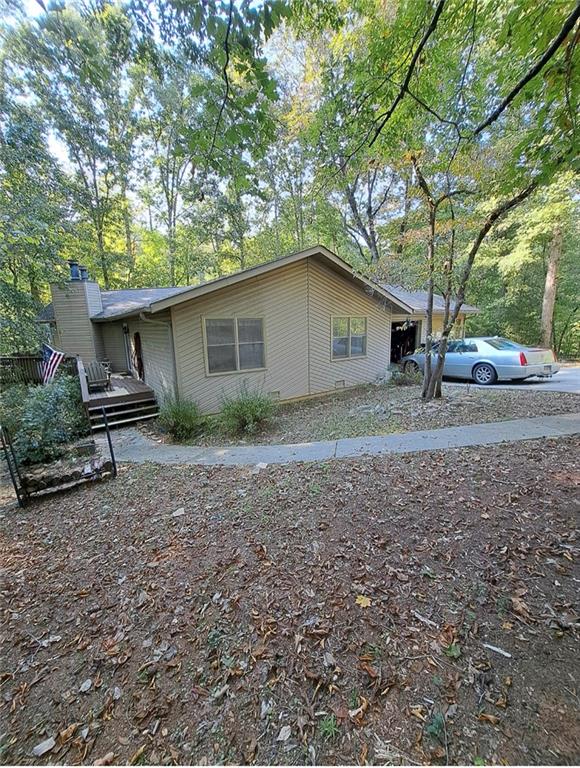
[332,316,367,359]
[205,317,265,374]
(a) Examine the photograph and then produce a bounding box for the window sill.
[331,355,368,362]
[205,367,267,378]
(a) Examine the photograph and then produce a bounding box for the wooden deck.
[88,375,155,407]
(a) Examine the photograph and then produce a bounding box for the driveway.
[448,364,580,394]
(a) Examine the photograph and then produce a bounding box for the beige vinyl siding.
[50,281,103,363]
[101,322,129,372]
[307,257,391,393]
[127,312,176,401]
[85,282,105,358]
[171,261,309,413]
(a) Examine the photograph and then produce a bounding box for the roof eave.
[91,306,153,323]
[148,246,415,314]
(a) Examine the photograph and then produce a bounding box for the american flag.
[41,343,65,384]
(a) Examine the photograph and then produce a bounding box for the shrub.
[391,367,423,386]
[220,386,276,435]
[0,384,28,436]
[158,396,203,441]
[2,375,90,465]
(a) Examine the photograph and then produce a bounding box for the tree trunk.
[168,229,176,285]
[96,228,110,289]
[540,226,562,349]
[121,183,135,286]
[427,202,456,400]
[396,177,410,257]
[422,207,436,399]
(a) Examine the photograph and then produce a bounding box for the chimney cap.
[79,265,89,280]
[68,260,81,280]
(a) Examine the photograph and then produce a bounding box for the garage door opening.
[391,321,420,364]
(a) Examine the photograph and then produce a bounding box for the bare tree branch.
[204,0,233,172]
[369,0,447,147]
[474,1,580,135]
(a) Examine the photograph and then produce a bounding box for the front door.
[132,332,144,381]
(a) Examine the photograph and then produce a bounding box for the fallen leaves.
[93,752,116,766]
[2,434,579,766]
[511,596,533,621]
[128,745,146,765]
[478,712,501,726]
[356,594,372,608]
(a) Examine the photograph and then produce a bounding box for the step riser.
[89,399,157,414]
[90,405,159,421]
[91,411,159,431]
[89,396,159,432]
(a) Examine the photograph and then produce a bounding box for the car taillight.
[519,351,528,366]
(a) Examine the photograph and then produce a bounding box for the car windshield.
[484,338,525,350]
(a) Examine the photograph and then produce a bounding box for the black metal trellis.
[0,424,26,508]
[1,406,117,508]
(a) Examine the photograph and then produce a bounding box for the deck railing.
[76,358,90,405]
[0,354,78,386]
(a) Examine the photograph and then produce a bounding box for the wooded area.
[1,0,578,396]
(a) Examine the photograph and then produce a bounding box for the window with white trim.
[205,317,265,374]
[332,316,367,359]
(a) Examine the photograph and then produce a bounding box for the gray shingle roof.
[381,284,479,314]
[91,286,191,320]
[37,286,191,323]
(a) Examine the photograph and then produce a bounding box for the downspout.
[139,312,179,399]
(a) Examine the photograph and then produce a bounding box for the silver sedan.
[400,337,560,385]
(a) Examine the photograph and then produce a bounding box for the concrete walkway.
[98,412,580,467]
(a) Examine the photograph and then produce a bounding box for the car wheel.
[472,363,497,385]
[404,361,420,374]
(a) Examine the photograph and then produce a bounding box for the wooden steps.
[89,396,159,431]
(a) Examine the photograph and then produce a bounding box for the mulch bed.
[144,384,580,445]
[0,437,579,765]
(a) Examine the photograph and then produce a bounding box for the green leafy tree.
[0,94,71,353]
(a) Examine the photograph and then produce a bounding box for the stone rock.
[135,590,149,608]
[277,725,292,741]
[79,678,92,693]
[32,737,56,757]
[348,403,389,418]
[172,507,185,518]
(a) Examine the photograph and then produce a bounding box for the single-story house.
[37,246,478,420]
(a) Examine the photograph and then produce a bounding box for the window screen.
[332,316,368,360]
[205,318,265,373]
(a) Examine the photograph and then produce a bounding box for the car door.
[442,340,462,378]
[453,341,479,378]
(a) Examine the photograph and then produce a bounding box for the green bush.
[0,384,28,436]
[1,375,89,465]
[158,396,203,441]
[220,386,276,435]
[391,367,423,386]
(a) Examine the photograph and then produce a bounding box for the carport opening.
[391,321,419,364]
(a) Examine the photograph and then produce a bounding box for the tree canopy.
[1,0,578,375]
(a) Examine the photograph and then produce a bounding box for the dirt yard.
[150,383,580,445]
[1,437,579,765]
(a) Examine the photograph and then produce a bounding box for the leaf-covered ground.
[1,437,579,765]
[147,384,580,445]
